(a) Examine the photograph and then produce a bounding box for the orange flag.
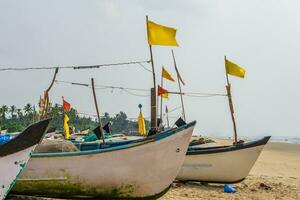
[162,67,175,82]
[158,85,169,99]
[63,99,71,111]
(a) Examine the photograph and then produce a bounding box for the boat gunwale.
[32,120,196,158]
[186,136,271,155]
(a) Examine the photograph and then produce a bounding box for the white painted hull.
[13,122,196,198]
[177,137,270,183]
[0,146,36,200]
[0,119,51,200]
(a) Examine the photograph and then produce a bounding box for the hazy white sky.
[0,0,300,139]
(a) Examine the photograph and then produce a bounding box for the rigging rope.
[55,80,227,98]
[0,60,151,71]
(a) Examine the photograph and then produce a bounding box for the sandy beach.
[160,141,300,200]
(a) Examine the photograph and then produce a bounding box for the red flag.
[158,85,168,97]
[63,99,71,111]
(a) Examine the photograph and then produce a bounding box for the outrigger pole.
[146,16,157,132]
[224,56,238,145]
[41,67,59,119]
[172,50,186,121]
[91,78,105,143]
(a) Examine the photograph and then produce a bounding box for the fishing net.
[34,139,79,153]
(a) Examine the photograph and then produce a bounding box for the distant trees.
[0,103,149,134]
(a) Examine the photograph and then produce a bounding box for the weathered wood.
[91,78,105,143]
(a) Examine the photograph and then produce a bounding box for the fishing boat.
[12,121,196,199]
[176,57,272,183]
[177,136,271,183]
[0,119,51,200]
[73,134,270,183]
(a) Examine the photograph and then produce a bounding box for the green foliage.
[0,103,149,134]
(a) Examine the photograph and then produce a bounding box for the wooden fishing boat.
[74,134,270,183]
[0,119,51,200]
[12,121,196,199]
[177,136,271,183]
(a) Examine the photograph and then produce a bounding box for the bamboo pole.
[171,50,186,121]
[146,16,157,132]
[41,67,59,119]
[160,67,164,128]
[224,56,238,145]
[166,105,170,128]
[61,96,67,139]
[91,78,105,143]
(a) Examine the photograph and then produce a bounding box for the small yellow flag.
[161,93,169,99]
[64,114,70,139]
[162,67,175,82]
[138,111,146,135]
[225,58,246,78]
[147,20,178,46]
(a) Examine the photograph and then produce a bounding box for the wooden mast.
[224,56,238,145]
[172,50,186,121]
[159,67,164,128]
[146,16,157,132]
[166,105,170,128]
[41,67,59,119]
[91,78,105,143]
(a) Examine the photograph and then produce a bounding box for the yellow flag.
[138,111,146,135]
[162,67,175,82]
[161,93,169,99]
[64,114,70,139]
[147,20,178,46]
[225,58,246,78]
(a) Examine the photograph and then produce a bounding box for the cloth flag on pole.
[64,114,70,139]
[158,85,169,99]
[225,58,246,78]
[63,99,71,111]
[147,20,178,46]
[162,67,175,82]
[138,110,146,135]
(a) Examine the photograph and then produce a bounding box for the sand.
[160,141,300,200]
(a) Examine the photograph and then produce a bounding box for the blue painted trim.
[32,121,196,158]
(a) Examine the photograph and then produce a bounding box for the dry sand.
[160,141,300,200]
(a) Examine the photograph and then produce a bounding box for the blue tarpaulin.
[0,135,11,145]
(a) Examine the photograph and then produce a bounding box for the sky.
[0,0,300,139]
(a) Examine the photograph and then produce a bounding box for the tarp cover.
[0,135,11,145]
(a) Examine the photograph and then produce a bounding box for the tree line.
[0,104,149,134]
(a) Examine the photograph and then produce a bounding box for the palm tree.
[17,109,23,119]
[10,105,16,118]
[23,103,33,116]
[0,105,8,120]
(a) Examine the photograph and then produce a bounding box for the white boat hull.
[177,136,270,183]
[0,119,50,200]
[0,146,36,200]
[13,122,196,198]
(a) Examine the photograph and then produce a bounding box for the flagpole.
[146,15,157,132]
[160,67,164,128]
[166,106,170,128]
[91,78,105,143]
[62,96,65,138]
[224,56,238,145]
[171,50,186,121]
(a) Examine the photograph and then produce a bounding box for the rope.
[56,80,227,98]
[0,60,151,71]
